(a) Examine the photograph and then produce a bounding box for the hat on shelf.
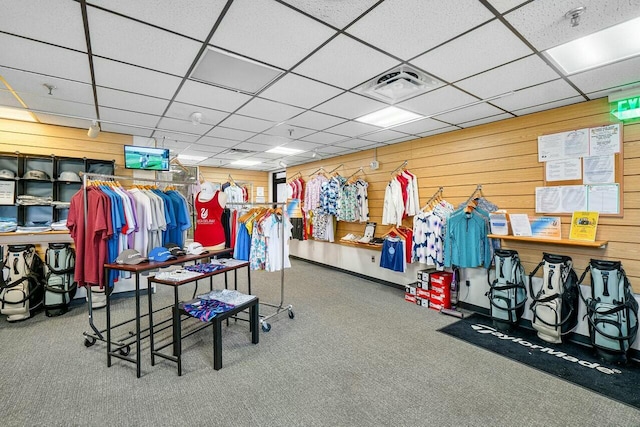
[23,170,50,180]
[186,242,208,255]
[0,169,15,179]
[59,171,82,182]
[115,249,148,265]
[148,246,177,262]
[164,242,186,257]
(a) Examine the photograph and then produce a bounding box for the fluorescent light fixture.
[545,16,640,74]
[278,160,287,168]
[355,106,423,128]
[231,159,261,166]
[265,146,303,155]
[0,106,37,122]
[177,154,208,164]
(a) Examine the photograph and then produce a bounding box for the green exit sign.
[612,96,640,120]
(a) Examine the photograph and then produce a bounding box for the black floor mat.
[438,314,640,410]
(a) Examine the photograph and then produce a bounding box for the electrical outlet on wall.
[371,256,375,262]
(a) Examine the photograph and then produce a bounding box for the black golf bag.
[528,253,579,344]
[0,244,45,322]
[486,249,527,331]
[578,259,638,363]
[44,243,77,316]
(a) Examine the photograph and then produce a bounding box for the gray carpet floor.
[1,259,639,427]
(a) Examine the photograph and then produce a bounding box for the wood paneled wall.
[286,98,640,292]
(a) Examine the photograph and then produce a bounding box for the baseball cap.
[59,171,81,182]
[148,246,177,262]
[115,249,148,265]
[186,242,208,255]
[164,242,186,257]
[0,169,15,179]
[23,170,50,180]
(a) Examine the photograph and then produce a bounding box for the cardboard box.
[417,297,429,308]
[416,279,429,289]
[416,287,430,299]
[404,293,417,304]
[417,268,436,282]
[429,301,443,311]
[405,285,417,295]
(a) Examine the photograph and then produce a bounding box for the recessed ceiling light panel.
[265,146,303,155]
[231,159,261,166]
[356,106,424,128]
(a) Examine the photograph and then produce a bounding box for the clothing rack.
[345,166,364,181]
[464,184,483,205]
[287,171,302,182]
[390,160,408,175]
[422,186,444,211]
[226,201,293,332]
[328,164,343,174]
[308,166,326,177]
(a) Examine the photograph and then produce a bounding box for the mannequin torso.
[194,182,227,249]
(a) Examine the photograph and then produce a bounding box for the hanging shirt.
[194,191,226,247]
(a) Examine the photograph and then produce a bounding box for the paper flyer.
[569,211,599,241]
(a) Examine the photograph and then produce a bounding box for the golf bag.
[578,259,638,362]
[0,244,45,322]
[528,253,579,344]
[44,243,77,316]
[486,249,527,331]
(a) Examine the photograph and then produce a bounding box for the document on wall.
[569,211,599,241]
[536,186,562,213]
[0,180,15,205]
[509,214,532,237]
[589,124,621,156]
[545,158,582,181]
[588,184,620,214]
[583,155,615,184]
[560,185,587,213]
[538,128,589,162]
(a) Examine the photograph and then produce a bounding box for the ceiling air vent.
[191,47,283,95]
[226,148,255,154]
[357,65,441,103]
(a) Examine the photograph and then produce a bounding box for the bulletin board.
[536,123,623,217]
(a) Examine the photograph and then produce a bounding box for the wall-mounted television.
[124,145,170,171]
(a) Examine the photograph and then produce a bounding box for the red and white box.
[429,271,452,309]
[405,293,417,304]
[416,287,430,299]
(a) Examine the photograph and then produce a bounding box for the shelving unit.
[488,234,608,248]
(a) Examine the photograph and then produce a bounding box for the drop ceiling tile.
[97,87,170,116]
[164,102,228,126]
[176,80,252,113]
[280,0,380,29]
[283,141,322,151]
[567,56,640,94]
[294,34,400,90]
[285,111,346,130]
[486,0,529,14]
[259,73,343,109]
[512,96,585,117]
[314,92,387,120]
[236,98,305,122]
[391,117,451,134]
[300,132,347,145]
[198,158,228,166]
[89,0,227,42]
[359,129,411,143]
[458,112,513,128]
[360,142,387,150]
[35,114,93,130]
[0,67,94,104]
[386,135,417,144]
[434,102,505,124]
[247,134,291,146]
[100,123,153,137]
[183,144,227,156]
[263,124,315,139]
[99,106,161,128]
[87,6,202,76]
[158,139,190,151]
[93,58,182,99]
[411,20,532,83]
[19,93,94,119]
[398,86,478,117]
[456,55,561,99]
[253,151,286,160]
[587,85,640,101]
[347,0,494,60]
[317,145,351,154]
[333,138,380,149]
[0,89,22,108]
[491,79,581,112]
[196,136,239,149]
[206,126,256,141]
[219,114,274,133]
[152,129,200,143]
[157,117,212,136]
[211,0,334,69]
[418,125,460,137]
[505,0,640,51]
[0,34,91,83]
[232,141,272,152]
[325,121,380,137]
[1,0,86,51]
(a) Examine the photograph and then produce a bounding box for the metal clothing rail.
[226,201,293,332]
[390,160,408,175]
[345,166,365,181]
[464,184,483,205]
[421,186,444,211]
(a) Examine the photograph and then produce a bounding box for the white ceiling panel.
[235,98,305,122]
[211,0,334,69]
[247,135,291,146]
[458,112,514,128]
[294,34,400,90]
[282,141,322,151]
[0,89,22,108]
[512,96,585,117]
[325,121,380,137]
[175,80,252,113]
[359,129,411,143]
[505,0,640,51]
[333,138,380,149]
[568,55,640,95]
[206,126,256,142]
[93,58,182,99]
[87,6,202,76]
[386,135,417,144]
[35,114,94,130]
[99,123,153,137]
[456,55,561,100]
[20,93,95,119]
[196,136,240,149]
[152,129,200,144]
[263,124,315,139]
[97,87,170,116]
[0,33,91,83]
[89,0,227,42]
[157,117,213,136]
[486,0,529,14]
[259,73,343,109]
[398,86,478,117]
[434,102,506,125]
[227,141,271,152]
[285,111,346,130]
[314,92,387,120]
[411,20,532,83]
[347,0,494,60]
[0,0,86,51]
[418,125,461,137]
[99,106,161,128]
[391,117,452,135]
[219,114,274,133]
[0,67,94,104]
[279,0,380,29]
[300,132,348,145]
[492,79,581,112]
[164,102,228,126]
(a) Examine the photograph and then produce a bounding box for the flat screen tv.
[124,145,170,171]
